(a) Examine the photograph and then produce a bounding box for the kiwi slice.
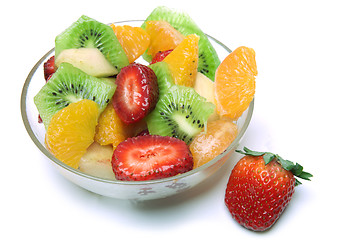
[146,84,215,144]
[55,15,129,72]
[149,62,174,99]
[142,6,221,81]
[34,62,116,129]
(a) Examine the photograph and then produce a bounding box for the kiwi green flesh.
[34,62,116,129]
[55,15,129,72]
[149,62,174,99]
[146,84,215,144]
[142,6,221,80]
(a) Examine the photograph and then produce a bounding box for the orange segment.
[94,102,127,149]
[110,24,150,63]
[145,20,184,57]
[189,119,238,168]
[95,102,148,149]
[45,99,99,169]
[214,46,257,119]
[163,34,199,87]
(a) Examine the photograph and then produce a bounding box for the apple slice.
[194,72,219,121]
[78,142,116,180]
[55,48,118,77]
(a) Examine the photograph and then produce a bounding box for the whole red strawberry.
[150,49,173,64]
[225,147,312,232]
[112,135,193,181]
[112,63,159,124]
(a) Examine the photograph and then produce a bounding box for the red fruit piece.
[112,135,194,181]
[136,129,150,136]
[44,56,56,81]
[46,73,54,82]
[225,147,312,231]
[150,49,173,64]
[112,63,159,124]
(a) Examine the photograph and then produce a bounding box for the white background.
[2,0,359,239]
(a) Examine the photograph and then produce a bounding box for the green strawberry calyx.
[236,147,313,186]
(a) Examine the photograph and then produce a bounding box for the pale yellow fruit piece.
[55,48,118,77]
[193,72,219,121]
[79,142,116,180]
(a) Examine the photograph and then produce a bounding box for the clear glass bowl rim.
[20,19,254,186]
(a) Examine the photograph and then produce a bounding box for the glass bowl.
[20,20,254,201]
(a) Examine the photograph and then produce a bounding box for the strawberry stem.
[236,147,313,186]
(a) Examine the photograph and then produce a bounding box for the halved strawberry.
[112,63,159,124]
[44,56,56,81]
[112,135,193,181]
[150,49,173,64]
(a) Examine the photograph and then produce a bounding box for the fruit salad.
[34,6,257,181]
